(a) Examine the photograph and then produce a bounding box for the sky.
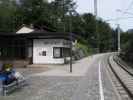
[48,0,133,31]
[75,0,133,31]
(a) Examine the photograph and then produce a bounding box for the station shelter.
[0,26,76,65]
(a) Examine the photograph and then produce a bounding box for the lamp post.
[70,32,72,73]
[69,11,72,73]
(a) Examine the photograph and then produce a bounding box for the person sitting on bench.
[2,64,16,85]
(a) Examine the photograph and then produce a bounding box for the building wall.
[33,39,70,64]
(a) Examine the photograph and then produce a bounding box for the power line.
[118,0,133,17]
[105,17,133,22]
[125,0,133,12]
[116,9,133,16]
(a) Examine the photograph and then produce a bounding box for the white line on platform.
[99,61,105,100]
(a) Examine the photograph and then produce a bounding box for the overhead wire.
[120,0,133,16]
[105,17,133,22]
[124,0,133,12]
[113,0,133,28]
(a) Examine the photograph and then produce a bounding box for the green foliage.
[75,42,92,56]
[0,0,17,32]
[0,0,116,53]
[70,14,116,52]
[76,43,87,55]
[97,19,114,52]
[120,32,133,62]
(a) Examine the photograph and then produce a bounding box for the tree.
[0,0,17,32]
[97,19,113,52]
[0,0,116,53]
[15,0,77,31]
[49,0,77,31]
[120,32,133,62]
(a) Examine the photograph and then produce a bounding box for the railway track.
[108,55,133,100]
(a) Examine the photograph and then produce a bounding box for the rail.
[108,55,133,99]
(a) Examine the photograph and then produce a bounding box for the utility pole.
[62,0,65,32]
[117,24,121,52]
[94,0,99,52]
[115,9,133,52]
[94,0,97,16]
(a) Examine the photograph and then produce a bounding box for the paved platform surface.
[30,57,93,77]
[15,57,92,77]
[0,53,121,100]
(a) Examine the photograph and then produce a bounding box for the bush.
[121,33,133,63]
[73,42,93,60]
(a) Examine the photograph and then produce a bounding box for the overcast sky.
[75,0,133,31]
[48,0,133,31]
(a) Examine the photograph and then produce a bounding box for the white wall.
[33,39,70,64]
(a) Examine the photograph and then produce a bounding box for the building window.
[42,51,46,56]
[39,51,46,56]
[53,47,62,58]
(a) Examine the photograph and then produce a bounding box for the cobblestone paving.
[15,67,50,76]
[71,60,100,100]
[0,54,121,100]
[1,76,81,100]
[71,54,120,100]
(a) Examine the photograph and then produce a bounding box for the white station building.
[0,26,76,65]
[33,39,70,64]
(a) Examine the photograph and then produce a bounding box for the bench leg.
[2,86,7,96]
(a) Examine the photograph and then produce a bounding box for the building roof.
[16,26,34,34]
[16,25,56,34]
[0,32,76,41]
[0,26,76,40]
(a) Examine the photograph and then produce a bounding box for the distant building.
[0,26,76,65]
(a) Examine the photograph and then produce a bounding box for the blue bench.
[0,71,27,96]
